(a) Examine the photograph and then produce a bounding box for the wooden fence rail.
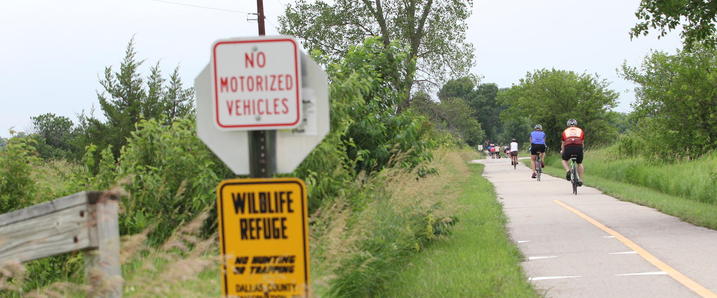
[0,191,122,297]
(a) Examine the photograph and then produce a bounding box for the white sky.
[0,0,681,138]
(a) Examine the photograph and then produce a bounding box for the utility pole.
[256,0,266,35]
[249,0,276,178]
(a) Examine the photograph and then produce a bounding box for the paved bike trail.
[473,157,717,298]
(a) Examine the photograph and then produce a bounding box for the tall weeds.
[546,146,717,205]
[311,149,472,297]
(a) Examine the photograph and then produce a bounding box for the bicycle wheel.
[571,164,578,195]
[536,157,542,181]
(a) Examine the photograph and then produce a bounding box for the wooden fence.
[0,191,122,297]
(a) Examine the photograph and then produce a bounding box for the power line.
[147,0,283,32]
[148,0,250,14]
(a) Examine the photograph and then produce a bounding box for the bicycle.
[535,154,542,181]
[569,155,580,195]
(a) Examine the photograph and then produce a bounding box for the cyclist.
[509,138,519,166]
[529,124,546,179]
[561,119,585,185]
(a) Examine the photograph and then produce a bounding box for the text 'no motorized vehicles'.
[212,38,301,129]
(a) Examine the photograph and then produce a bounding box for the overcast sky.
[0,0,681,138]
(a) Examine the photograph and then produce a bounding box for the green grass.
[534,151,717,230]
[321,150,480,297]
[378,163,537,297]
[583,149,717,204]
[122,252,216,297]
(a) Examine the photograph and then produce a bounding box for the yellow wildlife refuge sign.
[216,178,309,297]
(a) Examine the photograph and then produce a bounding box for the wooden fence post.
[0,191,123,297]
[84,191,122,298]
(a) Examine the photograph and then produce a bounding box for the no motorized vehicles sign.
[211,37,302,130]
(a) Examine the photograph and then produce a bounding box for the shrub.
[615,133,644,158]
[82,117,230,244]
[622,47,717,159]
[295,41,440,211]
[0,136,39,213]
[326,38,438,176]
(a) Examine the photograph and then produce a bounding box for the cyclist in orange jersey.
[561,119,585,185]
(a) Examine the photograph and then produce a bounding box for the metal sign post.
[251,0,274,178]
[249,130,275,177]
[195,2,329,295]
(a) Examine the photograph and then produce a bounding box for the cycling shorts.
[562,146,584,163]
[510,151,518,157]
[530,144,546,155]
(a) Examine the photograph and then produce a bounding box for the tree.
[434,97,485,146]
[412,79,487,146]
[470,83,506,143]
[434,77,485,146]
[325,38,437,175]
[145,64,195,125]
[605,111,632,134]
[499,69,619,151]
[621,46,717,158]
[499,117,532,146]
[631,0,717,49]
[85,39,195,157]
[434,78,507,143]
[162,68,194,123]
[280,0,475,110]
[438,76,476,100]
[96,39,146,156]
[30,113,78,159]
[409,91,441,119]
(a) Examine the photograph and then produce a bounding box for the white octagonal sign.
[211,36,302,130]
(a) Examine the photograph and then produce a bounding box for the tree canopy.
[280,0,475,109]
[621,46,717,158]
[411,81,486,147]
[631,0,717,49]
[432,78,507,144]
[30,113,78,159]
[498,69,618,151]
[89,39,194,157]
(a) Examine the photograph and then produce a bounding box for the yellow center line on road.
[554,200,717,298]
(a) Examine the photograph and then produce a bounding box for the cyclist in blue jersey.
[529,124,547,178]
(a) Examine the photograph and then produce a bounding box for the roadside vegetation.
[380,163,537,297]
[0,2,496,296]
[3,1,717,297]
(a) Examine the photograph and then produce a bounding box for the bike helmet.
[534,124,542,130]
[567,119,578,126]
[512,138,516,142]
